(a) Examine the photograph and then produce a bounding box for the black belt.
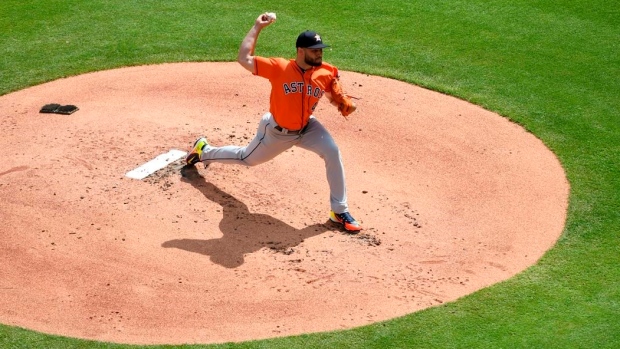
[274,124,308,135]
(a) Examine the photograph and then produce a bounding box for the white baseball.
[266,12,277,21]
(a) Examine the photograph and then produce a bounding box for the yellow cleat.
[186,136,208,166]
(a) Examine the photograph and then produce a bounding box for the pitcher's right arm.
[237,13,275,73]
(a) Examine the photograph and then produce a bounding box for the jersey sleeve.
[321,63,339,92]
[254,57,286,80]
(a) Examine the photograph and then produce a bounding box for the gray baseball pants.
[200,112,348,214]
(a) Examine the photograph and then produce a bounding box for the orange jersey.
[254,57,338,130]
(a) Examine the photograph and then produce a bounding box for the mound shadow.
[162,165,331,268]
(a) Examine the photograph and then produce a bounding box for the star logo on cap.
[314,34,322,43]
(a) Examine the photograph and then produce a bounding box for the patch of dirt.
[144,159,187,190]
[354,233,382,247]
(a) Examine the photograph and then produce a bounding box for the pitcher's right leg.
[196,113,293,166]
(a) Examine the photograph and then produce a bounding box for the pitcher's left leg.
[297,117,348,213]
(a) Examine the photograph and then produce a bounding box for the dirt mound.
[0,62,569,345]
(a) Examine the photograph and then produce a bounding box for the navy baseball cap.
[296,30,330,49]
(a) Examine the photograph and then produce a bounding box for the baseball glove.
[330,78,356,117]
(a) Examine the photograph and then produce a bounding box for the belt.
[274,124,308,135]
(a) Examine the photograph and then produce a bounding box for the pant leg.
[201,113,296,166]
[296,117,348,213]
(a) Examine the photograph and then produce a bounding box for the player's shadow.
[162,165,331,268]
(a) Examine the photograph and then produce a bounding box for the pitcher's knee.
[324,146,342,163]
[242,157,263,166]
[241,152,273,166]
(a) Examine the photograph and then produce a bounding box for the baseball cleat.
[186,136,209,166]
[329,210,362,232]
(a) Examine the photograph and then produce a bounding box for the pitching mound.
[0,62,569,345]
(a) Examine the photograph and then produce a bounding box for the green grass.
[1,0,619,348]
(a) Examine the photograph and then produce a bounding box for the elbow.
[236,51,245,65]
[237,55,255,73]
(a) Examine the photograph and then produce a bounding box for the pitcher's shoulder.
[318,62,339,78]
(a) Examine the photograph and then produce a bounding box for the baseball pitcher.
[186,12,361,232]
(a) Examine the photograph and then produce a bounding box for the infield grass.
[1,0,619,348]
